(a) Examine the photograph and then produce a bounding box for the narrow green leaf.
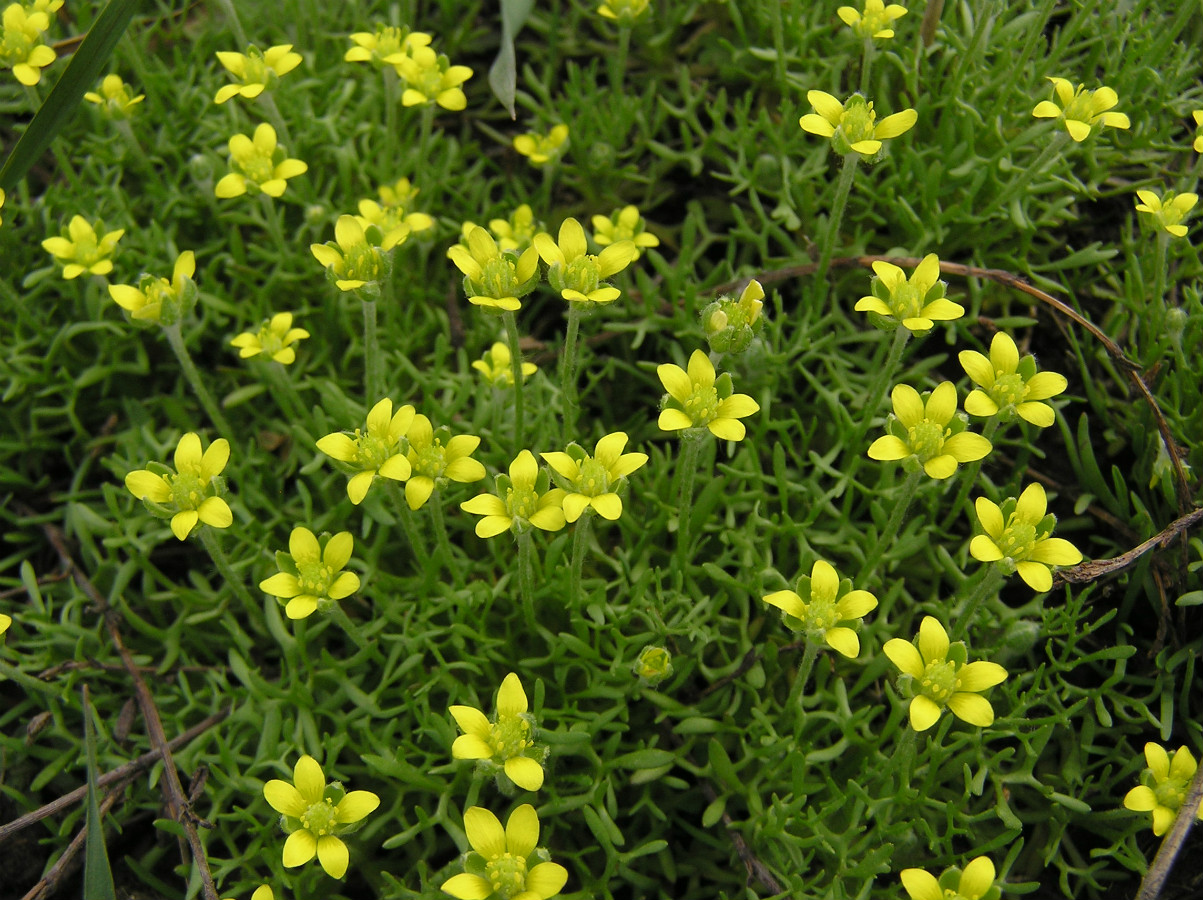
[83,688,117,900]
[0,0,141,191]
[487,0,534,119]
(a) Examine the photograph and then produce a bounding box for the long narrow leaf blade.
[83,687,117,900]
[0,0,141,191]
[488,0,534,119]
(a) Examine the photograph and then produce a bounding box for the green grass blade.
[83,687,117,900]
[488,0,534,119]
[0,0,141,191]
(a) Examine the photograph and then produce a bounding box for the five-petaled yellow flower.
[42,216,124,279]
[441,805,568,900]
[450,672,545,791]
[1124,743,1203,836]
[837,0,907,40]
[311,215,396,292]
[316,399,415,505]
[1031,77,1130,142]
[959,332,1068,426]
[901,856,1000,900]
[514,124,569,165]
[542,431,649,523]
[1134,188,1197,238]
[214,123,308,198]
[214,44,301,104]
[345,24,430,69]
[867,382,991,479]
[884,616,1008,731]
[83,73,144,118]
[259,527,361,620]
[703,279,765,354]
[263,755,379,879]
[969,483,1083,592]
[855,254,963,334]
[230,312,309,364]
[473,341,536,386]
[0,4,55,86]
[591,205,659,259]
[763,560,878,658]
[125,433,233,541]
[534,217,638,305]
[395,45,472,110]
[108,251,197,324]
[657,349,760,441]
[448,225,540,311]
[597,0,650,23]
[403,414,487,510]
[461,450,566,537]
[800,91,917,158]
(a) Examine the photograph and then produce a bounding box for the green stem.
[609,26,631,92]
[939,416,1001,531]
[675,434,705,570]
[258,193,288,255]
[428,492,457,579]
[858,36,875,94]
[894,727,917,795]
[570,511,594,607]
[383,68,399,173]
[1143,231,1170,367]
[327,603,378,658]
[114,119,150,171]
[836,328,910,507]
[951,567,1004,640]
[988,131,1070,218]
[502,312,526,450]
[418,104,435,169]
[768,0,787,92]
[213,0,249,47]
[517,530,536,628]
[258,92,293,150]
[786,640,820,717]
[262,359,308,424]
[393,486,429,562]
[560,303,584,440]
[362,296,384,402]
[162,323,235,442]
[199,529,260,627]
[813,153,860,307]
[857,468,923,584]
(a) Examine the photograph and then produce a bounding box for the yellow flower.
[542,431,649,522]
[702,279,765,354]
[461,450,566,537]
[884,616,1008,731]
[837,0,907,40]
[485,203,540,252]
[800,91,917,158]
[534,217,637,304]
[1031,76,1130,142]
[263,755,379,879]
[597,0,650,23]
[214,44,302,104]
[395,45,472,111]
[230,312,309,365]
[353,202,412,249]
[901,856,999,900]
[763,560,878,658]
[959,332,1068,426]
[450,672,545,791]
[311,215,396,292]
[124,433,232,541]
[448,225,540,311]
[316,399,415,505]
[969,483,1083,592]
[1134,188,1197,238]
[441,805,568,900]
[0,611,11,637]
[214,123,308,199]
[345,24,430,69]
[83,73,144,118]
[513,124,569,165]
[108,252,197,324]
[1193,110,1203,154]
[867,382,991,479]
[42,215,124,280]
[633,645,673,684]
[1124,743,1203,836]
[22,0,63,14]
[0,4,55,86]
[657,349,760,440]
[472,341,536,386]
[591,205,659,260]
[375,177,434,229]
[259,527,360,620]
[855,253,963,334]
[403,414,487,510]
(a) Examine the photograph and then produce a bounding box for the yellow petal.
[282,828,316,867]
[505,756,544,791]
[917,616,948,663]
[505,803,540,857]
[909,695,942,731]
[316,834,349,878]
[948,692,995,727]
[464,807,506,857]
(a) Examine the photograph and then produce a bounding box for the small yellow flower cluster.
[84,73,144,119]
[800,90,917,159]
[346,23,473,110]
[473,341,537,387]
[108,251,198,325]
[837,0,907,40]
[460,204,541,253]
[259,527,360,620]
[901,855,1000,900]
[357,176,435,244]
[1124,742,1203,836]
[125,433,233,541]
[230,312,310,365]
[0,2,56,86]
[1031,76,1130,143]
[42,216,125,280]
[514,123,569,166]
[214,44,301,104]
[868,382,991,479]
[215,123,308,199]
[856,253,963,335]
[657,350,760,442]
[702,279,765,354]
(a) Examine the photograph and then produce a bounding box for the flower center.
[485,852,528,899]
[353,430,396,470]
[906,421,948,460]
[241,50,269,86]
[168,472,207,511]
[507,486,539,521]
[920,658,958,704]
[489,714,533,759]
[997,520,1037,560]
[299,798,338,836]
[409,60,446,98]
[1153,777,1188,811]
[803,593,839,632]
[237,152,275,187]
[563,256,601,296]
[684,385,720,425]
[993,372,1027,407]
[296,556,335,596]
[840,98,877,145]
[576,458,609,496]
[413,440,447,479]
[1062,86,1096,125]
[1,27,35,62]
[342,243,384,283]
[890,282,924,319]
[480,256,521,299]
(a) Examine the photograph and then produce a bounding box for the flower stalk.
[951,567,1004,640]
[560,303,583,440]
[814,152,860,304]
[502,311,527,449]
[675,432,705,569]
[857,468,922,583]
[162,323,234,441]
[517,529,537,627]
[569,510,593,606]
[786,639,820,716]
[362,295,383,402]
[199,528,260,625]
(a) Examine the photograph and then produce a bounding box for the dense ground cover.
[2,1,1202,898]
